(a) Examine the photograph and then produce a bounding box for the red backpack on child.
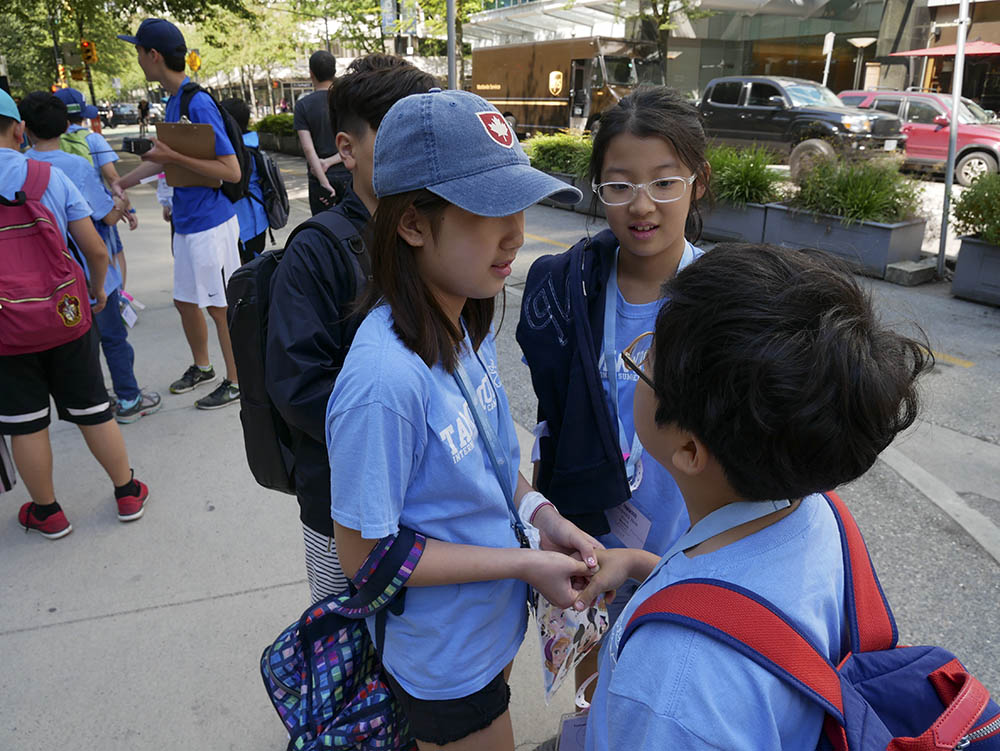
[620,492,1000,751]
[0,159,91,356]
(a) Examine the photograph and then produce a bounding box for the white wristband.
[518,490,553,527]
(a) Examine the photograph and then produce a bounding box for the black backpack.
[246,146,290,230]
[179,82,251,204]
[225,211,371,495]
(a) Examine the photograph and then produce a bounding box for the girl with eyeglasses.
[516,86,710,696]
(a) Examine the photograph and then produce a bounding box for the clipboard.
[155,122,223,189]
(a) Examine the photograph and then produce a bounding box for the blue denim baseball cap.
[373,89,581,216]
[53,87,85,114]
[0,89,19,121]
[118,18,187,55]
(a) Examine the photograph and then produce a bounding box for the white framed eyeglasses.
[591,175,698,206]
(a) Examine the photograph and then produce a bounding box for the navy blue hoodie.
[516,228,631,536]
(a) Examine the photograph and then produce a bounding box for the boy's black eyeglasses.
[622,331,655,391]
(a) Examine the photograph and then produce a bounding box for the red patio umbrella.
[889,40,1000,57]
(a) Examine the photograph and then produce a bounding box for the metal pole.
[937,0,970,279]
[853,49,863,90]
[447,0,457,89]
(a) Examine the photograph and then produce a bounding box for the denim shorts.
[384,669,511,746]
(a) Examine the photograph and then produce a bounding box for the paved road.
[1,146,997,750]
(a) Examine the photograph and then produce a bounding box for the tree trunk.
[247,67,259,115]
[265,69,275,115]
[658,25,671,83]
[457,19,465,86]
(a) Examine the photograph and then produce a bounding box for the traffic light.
[80,40,97,65]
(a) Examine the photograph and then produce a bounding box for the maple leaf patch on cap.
[476,112,514,149]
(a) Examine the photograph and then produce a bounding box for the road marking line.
[928,348,975,368]
[881,445,1000,567]
[524,232,570,249]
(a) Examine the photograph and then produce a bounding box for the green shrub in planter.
[523,132,592,178]
[706,145,783,207]
[253,113,296,137]
[952,172,1000,245]
[790,156,923,225]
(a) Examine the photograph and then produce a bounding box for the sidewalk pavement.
[0,175,572,750]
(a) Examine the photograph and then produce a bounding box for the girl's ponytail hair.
[589,86,710,242]
[358,190,497,373]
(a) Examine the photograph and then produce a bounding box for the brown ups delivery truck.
[470,37,663,134]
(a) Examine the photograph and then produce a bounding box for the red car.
[839,89,1000,185]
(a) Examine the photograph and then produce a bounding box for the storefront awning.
[889,40,1000,57]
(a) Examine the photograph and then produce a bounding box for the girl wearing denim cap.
[516,86,711,697]
[325,89,602,750]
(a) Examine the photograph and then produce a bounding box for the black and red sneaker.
[18,502,73,540]
[116,478,150,522]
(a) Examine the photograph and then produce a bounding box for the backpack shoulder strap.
[620,578,847,726]
[22,159,51,203]
[178,81,202,121]
[823,492,897,654]
[285,210,371,289]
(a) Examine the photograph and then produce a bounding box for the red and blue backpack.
[620,492,1000,750]
[261,528,425,751]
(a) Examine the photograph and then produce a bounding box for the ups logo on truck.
[548,71,564,96]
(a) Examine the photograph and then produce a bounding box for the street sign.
[186,50,201,72]
[61,43,82,67]
[822,31,835,56]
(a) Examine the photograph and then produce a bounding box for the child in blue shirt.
[327,90,602,749]
[219,97,269,264]
[0,89,151,539]
[20,91,161,424]
[574,243,932,749]
[517,86,710,693]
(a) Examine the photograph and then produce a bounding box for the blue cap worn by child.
[53,88,86,115]
[0,89,20,121]
[373,89,582,216]
[117,18,187,54]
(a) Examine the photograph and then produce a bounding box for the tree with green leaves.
[415,0,483,81]
[638,0,714,79]
[293,0,386,55]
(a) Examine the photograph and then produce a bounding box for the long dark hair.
[358,190,497,372]
[589,86,710,242]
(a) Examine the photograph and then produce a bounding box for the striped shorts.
[302,524,349,603]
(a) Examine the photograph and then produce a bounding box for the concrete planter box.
[539,172,578,211]
[952,236,1000,306]
[276,134,303,156]
[256,132,279,151]
[702,202,768,243]
[573,177,606,219]
[763,202,926,278]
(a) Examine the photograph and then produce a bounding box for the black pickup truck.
[698,76,906,178]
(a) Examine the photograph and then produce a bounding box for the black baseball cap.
[117,18,186,54]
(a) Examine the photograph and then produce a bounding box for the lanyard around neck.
[452,349,528,548]
[603,247,644,482]
[656,499,793,573]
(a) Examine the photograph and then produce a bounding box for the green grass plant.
[790,156,923,226]
[252,113,296,137]
[952,172,1000,245]
[522,132,592,179]
[706,145,783,207]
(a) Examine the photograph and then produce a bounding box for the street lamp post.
[848,37,877,90]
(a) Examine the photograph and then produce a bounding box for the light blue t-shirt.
[327,305,528,701]
[234,130,268,244]
[66,125,124,259]
[597,241,704,559]
[164,77,236,235]
[0,148,90,236]
[585,494,845,750]
[26,147,121,295]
